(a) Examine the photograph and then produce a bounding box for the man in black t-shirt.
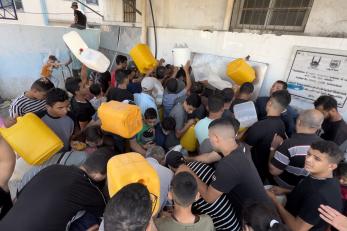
[245,90,290,182]
[267,140,344,231]
[314,95,347,145]
[177,118,270,216]
[0,149,112,231]
[269,109,324,189]
[106,70,134,103]
[71,2,87,29]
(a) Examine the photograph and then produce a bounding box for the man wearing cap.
[70,2,87,30]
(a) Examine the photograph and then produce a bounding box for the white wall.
[0,0,45,26]
[0,0,103,27]
[0,24,100,98]
[147,28,347,97]
[103,0,347,37]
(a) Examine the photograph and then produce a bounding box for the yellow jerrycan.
[98,101,143,138]
[130,44,158,74]
[0,113,63,165]
[226,58,256,85]
[180,125,198,152]
[107,153,161,214]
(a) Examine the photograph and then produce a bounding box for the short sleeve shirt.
[211,146,270,210]
[321,119,347,145]
[169,103,187,131]
[70,97,96,123]
[163,89,187,117]
[244,116,286,181]
[194,117,213,144]
[286,176,343,231]
[271,133,322,188]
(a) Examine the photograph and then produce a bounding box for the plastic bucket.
[172,47,191,67]
[226,58,256,85]
[0,113,63,165]
[233,101,258,130]
[130,44,157,74]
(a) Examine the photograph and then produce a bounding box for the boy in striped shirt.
[9,78,54,118]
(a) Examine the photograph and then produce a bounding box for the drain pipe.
[140,0,147,44]
[40,0,48,25]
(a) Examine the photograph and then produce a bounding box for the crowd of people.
[1,52,347,231]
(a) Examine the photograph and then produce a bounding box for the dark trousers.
[0,187,12,220]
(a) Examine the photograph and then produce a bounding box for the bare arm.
[185,151,221,164]
[183,61,192,91]
[267,190,313,231]
[177,165,223,204]
[176,119,195,139]
[269,162,284,176]
[129,138,147,156]
[0,136,16,192]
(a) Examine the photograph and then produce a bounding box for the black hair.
[162,117,176,131]
[175,67,186,79]
[98,71,111,94]
[275,80,288,90]
[116,70,129,85]
[65,77,81,95]
[156,66,166,80]
[314,95,338,111]
[104,183,152,231]
[46,88,69,107]
[185,93,201,109]
[208,117,236,136]
[48,55,57,61]
[89,83,102,96]
[208,94,224,113]
[221,88,234,103]
[144,108,157,120]
[166,78,178,93]
[311,140,344,164]
[85,125,104,143]
[243,202,289,231]
[31,78,55,92]
[229,117,240,133]
[337,162,347,178]
[171,172,197,207]
[191,82,205,95]
[82,147,113,175]
[116,55,127,65]
[271,90,291,110]
[239,82,254,94]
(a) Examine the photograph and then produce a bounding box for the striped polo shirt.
[271,133,322,188]
[188,161,241,231]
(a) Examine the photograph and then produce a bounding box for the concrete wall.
[0,24,100,98]
[305,0,347,37]
[147,27,347,98]
[103,0,347,37]
[0,0,103,27]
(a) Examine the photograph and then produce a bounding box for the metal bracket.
[0,0,18,20]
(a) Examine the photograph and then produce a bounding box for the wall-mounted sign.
[286,46,347,108]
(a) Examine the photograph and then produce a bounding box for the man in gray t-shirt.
[35,88,75,152]
[169,93,201,139]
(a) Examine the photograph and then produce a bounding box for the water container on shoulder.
[130,44,157,74]
[0,113,63,165]
[98,101,143,138]
[180,125,198,152]
[172,44,191,67]
[226,58,256,85]
[107,153,160,214]
[233,101,258,131]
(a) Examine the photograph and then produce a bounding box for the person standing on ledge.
[70,2,87,30]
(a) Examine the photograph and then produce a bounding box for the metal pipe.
[75,0,103,18]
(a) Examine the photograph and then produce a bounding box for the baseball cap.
[71,2,78,8]
[165,151,185,168]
